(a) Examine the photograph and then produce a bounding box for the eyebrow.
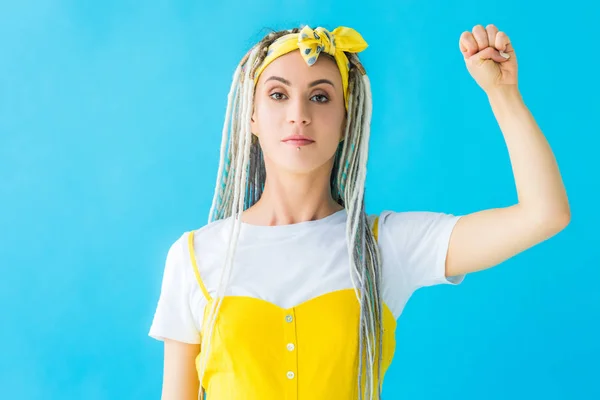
[264,76,335,88]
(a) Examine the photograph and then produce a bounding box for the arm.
[148,235,205,399]
[447,25,570,277]
[161,339,200,400]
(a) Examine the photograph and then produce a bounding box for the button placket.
[283,308,298,400]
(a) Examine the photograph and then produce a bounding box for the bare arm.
[444,87,570,278]
[161,339,200,400]
[446,27,570,278]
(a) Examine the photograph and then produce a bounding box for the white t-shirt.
[149,209,465,345]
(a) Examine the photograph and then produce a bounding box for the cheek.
[256,111,280,137]
[254,100,281,130]
[323,108,346,137]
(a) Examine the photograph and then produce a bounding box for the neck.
[243,159,344,226]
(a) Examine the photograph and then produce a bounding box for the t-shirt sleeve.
[378,210,466,296]
[148,232,202,344]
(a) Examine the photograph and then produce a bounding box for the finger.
[472,25,489,51]
[470,46,511,64]
[496,31,514,55]
[459,31,478,58]
[486,24,499,50]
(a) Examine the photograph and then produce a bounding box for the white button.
[286,371,295,379]
[286,343,295,351]
[285,315,293,323]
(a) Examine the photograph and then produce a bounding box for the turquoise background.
[1,0,597,399]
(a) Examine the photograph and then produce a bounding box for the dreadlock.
[198,27,384,400]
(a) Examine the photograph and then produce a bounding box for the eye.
[269,92,329,103]
[311,94,329,103]
[269,92,287,101]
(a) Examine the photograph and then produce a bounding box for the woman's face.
[251,50,346,174]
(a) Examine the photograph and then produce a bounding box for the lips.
[284,139,314,146]
[282,134,315,146]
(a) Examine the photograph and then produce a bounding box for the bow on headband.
[253,26,368,110]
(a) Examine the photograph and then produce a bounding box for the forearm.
[487,85,570,224]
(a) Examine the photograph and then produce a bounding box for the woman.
[149,24,570,400]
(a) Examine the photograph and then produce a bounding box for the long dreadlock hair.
[197,27,384,400]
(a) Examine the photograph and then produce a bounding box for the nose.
[287,97,311,126]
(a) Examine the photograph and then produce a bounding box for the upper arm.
[445,204,570,277]
[162,339,200,400]
[148,233,206,398]
[149,233,203,343]
[377,210,465,310]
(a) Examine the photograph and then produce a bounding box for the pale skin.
[244,49,348,224]
[449,24,570,276]
[160,24,570,399]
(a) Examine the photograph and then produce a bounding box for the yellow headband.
[253,26,368,110]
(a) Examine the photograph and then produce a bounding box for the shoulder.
[372,210,464,318]
[377,209,460,223]
[375,209,462,265]
[188,216,232,252]
[376,210,461,238]
[164,217,232,273]
[376,209,463,286]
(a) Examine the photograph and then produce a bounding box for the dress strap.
[187,231,212,302]
[372,216,380,243]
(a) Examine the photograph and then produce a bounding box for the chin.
[260,141,338,175]
[265,153,331,175]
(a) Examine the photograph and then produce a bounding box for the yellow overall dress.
[186,216,397,399]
